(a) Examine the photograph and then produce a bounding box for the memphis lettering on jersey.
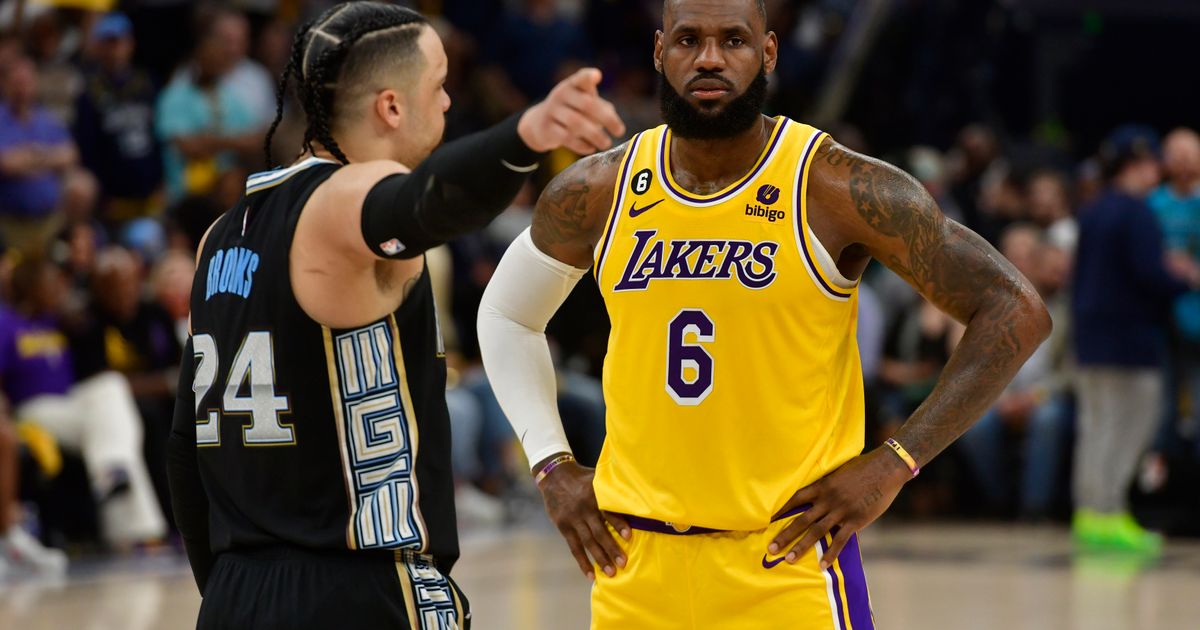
[205,246,260,300]
[614,229,778,291]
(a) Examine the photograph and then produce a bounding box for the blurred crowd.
[0,0,1196,580]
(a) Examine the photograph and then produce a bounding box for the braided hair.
[264,2,429,166]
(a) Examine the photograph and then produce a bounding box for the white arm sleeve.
[477,228,586,469]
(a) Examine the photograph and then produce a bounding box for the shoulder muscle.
[531,142,630,269]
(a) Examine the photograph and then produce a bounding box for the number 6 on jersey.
[666,309,715,405]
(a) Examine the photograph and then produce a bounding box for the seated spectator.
[73,12,164,226]
[0,256,166,546]
[1027,169,1078,253]
[0,393,67,577]
[69,247,182,527]
[959,225,1073,519]
[155,10,262,201]
[148,249,194,345]
[0,56,79,252]
[878,296,963,431]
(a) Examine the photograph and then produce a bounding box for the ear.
[375,89,406,130]
[763,31,778,75]
[654,30,664,74]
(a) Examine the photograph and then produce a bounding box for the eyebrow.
[671,21,753,36]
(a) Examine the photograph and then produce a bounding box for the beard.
[659,67,769,140]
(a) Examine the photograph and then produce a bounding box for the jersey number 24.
[192,332,294,446]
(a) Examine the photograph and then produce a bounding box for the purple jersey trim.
[658,119,789,205]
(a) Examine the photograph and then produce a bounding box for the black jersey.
[188,158,458,570]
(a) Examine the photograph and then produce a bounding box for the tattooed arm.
[530,143,629,268]
[768,138,1051,566]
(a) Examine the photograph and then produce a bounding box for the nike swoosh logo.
[629,199,664,217]
[762,554,787,569]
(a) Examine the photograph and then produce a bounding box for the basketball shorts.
[591,512,874,630]
[198,546,469,630]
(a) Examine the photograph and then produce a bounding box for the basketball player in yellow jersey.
[478,0,1051,627]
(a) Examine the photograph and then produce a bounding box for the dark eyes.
[677,36,747,48]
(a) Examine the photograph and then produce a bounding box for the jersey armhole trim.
[793,132,858,302]
[593,132,644,281]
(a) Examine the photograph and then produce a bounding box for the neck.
[309,125,415,167]
[1170,175,1199,195]
[669,115,774,189]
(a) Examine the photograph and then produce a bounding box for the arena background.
[1,0,1199,628]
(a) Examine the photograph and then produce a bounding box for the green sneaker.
[1108,513,1163,556]
[1072,509,1108,548]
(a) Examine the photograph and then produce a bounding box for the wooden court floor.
[3,522,1199,629]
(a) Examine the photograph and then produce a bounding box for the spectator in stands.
[0,256,166,546]
[0,393,67,577]
[69,247,181,526]
[1148,128,1200,462]
[26,9,82,126]
[155,10,262,201]
[959,225,1072,520]
[878,296,964,433]
[1071,126,1199,553]
[1149,128,1200,255]
[1027,169,1078,253]
[0,56,79,252]
[148,250,193,344]
[73,13,164,227]
[948,123,1006,240]
[212,8,276,129]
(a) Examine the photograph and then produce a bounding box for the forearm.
[891,294,1050,467]
[43,143,78,170]
[0,149,40,176]
[477,229,579,468]
[361,112,542,259]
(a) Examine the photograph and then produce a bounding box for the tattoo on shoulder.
[815,140,865,169]
[534,170,593,247]
[532,145,627,248]
[842,147,942,286]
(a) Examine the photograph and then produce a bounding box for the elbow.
[1020,289,1053,347]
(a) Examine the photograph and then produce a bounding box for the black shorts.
[198,547,470,630]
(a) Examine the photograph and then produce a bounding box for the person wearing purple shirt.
[0,56,79,253]
[1,257,164,545]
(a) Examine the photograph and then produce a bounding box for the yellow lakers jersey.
[591,117,865,531]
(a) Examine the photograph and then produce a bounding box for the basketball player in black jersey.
[164,3,624,628]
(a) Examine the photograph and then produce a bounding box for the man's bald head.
[663,0,767,29]
[1163,127,1200,188]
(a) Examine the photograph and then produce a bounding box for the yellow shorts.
[591,517,874,630]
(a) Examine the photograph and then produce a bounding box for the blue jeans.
[958,393,1071,517]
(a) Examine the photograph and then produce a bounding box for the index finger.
[566,67,602,94]
[772,484,819,520]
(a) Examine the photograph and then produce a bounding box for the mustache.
[686,72,734,90]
